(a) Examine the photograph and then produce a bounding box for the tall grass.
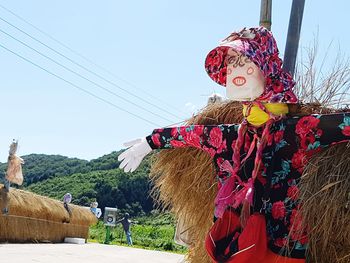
[295,35,350,108]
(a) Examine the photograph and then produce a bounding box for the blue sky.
[0,0,349,162]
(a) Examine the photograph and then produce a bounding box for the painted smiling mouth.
[232,76,246,86]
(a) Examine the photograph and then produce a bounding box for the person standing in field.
[116,213,134,246]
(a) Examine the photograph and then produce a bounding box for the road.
[0,243,185,263]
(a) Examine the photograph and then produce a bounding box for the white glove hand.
[118,137,152,173]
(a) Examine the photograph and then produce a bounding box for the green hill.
[0,151,154,216]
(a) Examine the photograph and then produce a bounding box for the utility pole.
[260,0,272,30]
[283,0,306,77]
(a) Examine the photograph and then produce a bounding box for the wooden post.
[283,0,306,77]
[260,0,272,30]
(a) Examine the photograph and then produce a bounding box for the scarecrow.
[5,139,24,187]
[63,192,72,216]
[119,27,350,262]
[90,201,102,218]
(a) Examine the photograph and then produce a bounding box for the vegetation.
[0,151,124,186]
[0,151,187,252]
[0,151,154,216]
[89,212,186,253]
[27,168,154,215]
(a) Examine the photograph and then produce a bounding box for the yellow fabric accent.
[242,103,289,126]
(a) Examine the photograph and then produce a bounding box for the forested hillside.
[0,151,155,216]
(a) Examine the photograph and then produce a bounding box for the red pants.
[205,209,305,263]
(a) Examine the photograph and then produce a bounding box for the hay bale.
[300,144,350,263]
[150,101,243,263]
[0,185,97,242]
[0,216,91,243]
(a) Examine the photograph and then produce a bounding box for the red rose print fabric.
[146,113,350,260]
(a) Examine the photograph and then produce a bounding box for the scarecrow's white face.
[225,50,265,101]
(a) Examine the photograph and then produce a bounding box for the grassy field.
[88,212,187,253]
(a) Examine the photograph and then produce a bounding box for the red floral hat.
[205,27,298,104]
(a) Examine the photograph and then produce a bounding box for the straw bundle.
[0,185,97,242]
[150,101,243,263]
[300,144,350,263]
[150,101,350,263]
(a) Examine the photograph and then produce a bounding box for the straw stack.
[0,185,97,243]
[150,101,243,263]
[300,144,350,263]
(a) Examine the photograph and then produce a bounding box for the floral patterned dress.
[146,113,350,259]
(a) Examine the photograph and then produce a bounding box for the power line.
[0,16,180,122]
[0,4,188,119]
[0,27,175,124]
[0,42,160,127]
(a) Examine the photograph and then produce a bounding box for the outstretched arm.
[118,124,239,172]
[146,124,238,156]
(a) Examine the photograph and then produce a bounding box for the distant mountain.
[0,151,154,216]
[0,151,123,186]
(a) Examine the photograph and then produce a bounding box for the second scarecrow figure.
[119,27,350,262]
